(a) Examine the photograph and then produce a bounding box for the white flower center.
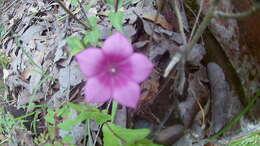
[110,67,116,73]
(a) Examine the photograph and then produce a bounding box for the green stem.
[209,90,260,139]
[14,111,36,121]
[111,101,118,123]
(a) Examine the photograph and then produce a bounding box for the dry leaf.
[143,14,173,30]
[140,71,160,102]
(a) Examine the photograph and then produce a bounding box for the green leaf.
[82,104,100,112]
[88,16,98,28]
[107,0,123,9]
[44,109,55,124]
[58,119,79,131]
[108,11,124,31]
[84,0,98,11]
[70,0,82,6]
[76,111,111,125]
[56,107,65,117]
[102,123,150,146]
[53,141,63,146]
[75,112,88,123]
[48,125,56,140]
[106,0,114,9]
[57,105,71,117]
[83,28,100,46]
[87,111,111,124]
[66,103,110,125]
[62,134,74,144]
[68,103,99,113]
[66,37,85,56]
[68,103,85,112]
[128,0,141,5]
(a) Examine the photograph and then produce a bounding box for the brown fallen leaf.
[143,14,173,30]
[131,71,161,123]
[140,71,160,102]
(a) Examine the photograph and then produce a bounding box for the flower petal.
[75,48,105,77]
[102,32,133,58]
[123,53,153,83]
[112,79,140,108]
[84,77,111,103]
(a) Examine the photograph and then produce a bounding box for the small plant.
[43,103,111,145]
[229,131,260,146]
[42,102,162,145]
[67,16,101,56]
[66,0,125,56]
[64,0,159,145]
[33,132,50,145]
[0,109,29,145]
[0,111,16,135]
[102,122,161,146]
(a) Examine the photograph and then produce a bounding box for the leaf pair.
[102,123,162,146]
[67,16,101,56]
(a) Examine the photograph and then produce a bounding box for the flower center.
[110,67,117,73]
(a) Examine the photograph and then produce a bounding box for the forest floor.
[0,0,259,146]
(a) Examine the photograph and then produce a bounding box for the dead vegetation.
[0,0,259,145]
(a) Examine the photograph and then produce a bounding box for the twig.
[93,125,102,146]
[184,1,197,18]
[87,120,94,145]
[163,52,181,77]
[190,88,206,129]
[174,0,187,45]
[214,3,260,19]
[1,0,18,12]
[173,0,188,94]
[189,0,204,41]
[75,0,94,30]
[76,0,88,19]
[184,2,217,54]
[55,0,89,30]
[114,0,119,12]
[164,0,220,77]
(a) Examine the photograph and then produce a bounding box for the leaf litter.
[0,0,259,145]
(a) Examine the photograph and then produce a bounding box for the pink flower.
[76,32,153,108]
